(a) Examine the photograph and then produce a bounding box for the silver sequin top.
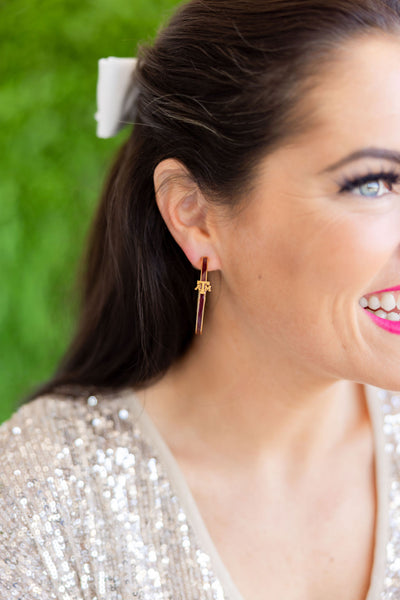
[0,384,399,599]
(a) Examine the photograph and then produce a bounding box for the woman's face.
[212,33,400,390]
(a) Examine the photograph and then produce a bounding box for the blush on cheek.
[308,212,397,293]
[346,216,399,280]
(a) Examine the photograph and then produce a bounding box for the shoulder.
[0,393,85,444]
[0,394,99,483]
[0,390,141,461]
[0,390,144,599]
[0,390,147,496]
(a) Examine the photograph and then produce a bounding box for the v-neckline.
[122,384,388,600]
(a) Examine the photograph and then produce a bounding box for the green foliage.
[0,0,180,423]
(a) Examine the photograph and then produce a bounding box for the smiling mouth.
[359,286,400,321]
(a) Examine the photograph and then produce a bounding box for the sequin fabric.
[0,393,229,600]
[381,389,400,599]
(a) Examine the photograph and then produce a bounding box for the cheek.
[219,195,400,334]
[296,212,399,296]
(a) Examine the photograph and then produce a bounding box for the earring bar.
[194,256,211,334]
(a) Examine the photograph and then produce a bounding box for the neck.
[136,296,370,471]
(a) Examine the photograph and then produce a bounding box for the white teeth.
[368,295,381,310]
[381,292,396,311]
[360,290,400,316]
[365,308,400,321]
[388,312,400,321]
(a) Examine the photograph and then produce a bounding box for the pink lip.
[365,310,400,334]
[367,284,400,295]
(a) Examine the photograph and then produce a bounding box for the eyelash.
[338,169,400,196]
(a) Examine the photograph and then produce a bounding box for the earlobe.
[153,159,222,271]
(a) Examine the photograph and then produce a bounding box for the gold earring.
[194,256,211,334]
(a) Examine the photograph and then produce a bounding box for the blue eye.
[338,170,400,198]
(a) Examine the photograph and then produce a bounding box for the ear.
[153,158,222,271]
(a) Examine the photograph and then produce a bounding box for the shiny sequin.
[118,408,129,420]
[0,392,232,599]
[87,395,98,407]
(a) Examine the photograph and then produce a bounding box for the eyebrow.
[320,147,400,174]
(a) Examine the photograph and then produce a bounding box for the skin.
[134,33,400,600]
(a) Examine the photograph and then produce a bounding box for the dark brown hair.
[27,0,400,402]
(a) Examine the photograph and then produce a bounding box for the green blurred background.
[0,0,180,423]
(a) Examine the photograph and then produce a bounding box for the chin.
[356,368,400,394]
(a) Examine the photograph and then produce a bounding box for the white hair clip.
[94,57,138,139]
